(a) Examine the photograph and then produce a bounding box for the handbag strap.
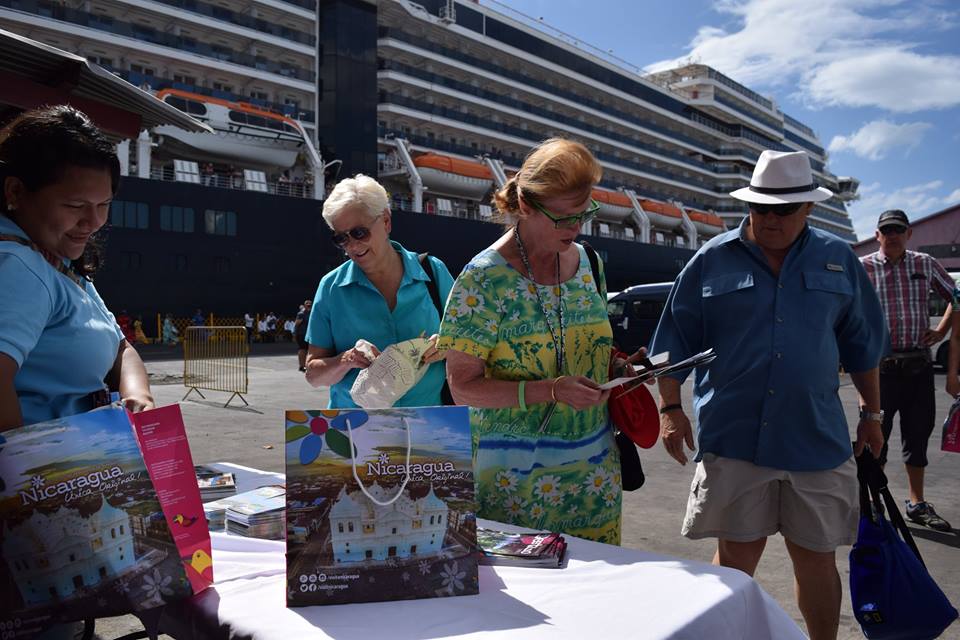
[856,450,925,567]
[580,241,604,298]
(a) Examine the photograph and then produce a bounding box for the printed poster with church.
[0,406,209,638]
[284,406,478,606]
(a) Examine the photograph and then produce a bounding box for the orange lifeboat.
[639,199,684,230]
[686,209,726,235]
[591,188,634,222]
[414,153,494,199]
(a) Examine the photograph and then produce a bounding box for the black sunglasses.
[879,225,907,236]
[749,202,804,217]
[330,216,382,247]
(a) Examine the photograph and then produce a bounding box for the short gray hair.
[322,174,389,227]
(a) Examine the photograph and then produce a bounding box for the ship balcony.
[378,30,735,160]
[378,94,727,198]
[0,0,314,84]
[118,0,315,49]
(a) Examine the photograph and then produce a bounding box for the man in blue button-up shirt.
[650,151,886,640]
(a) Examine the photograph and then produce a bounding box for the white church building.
[3,495,135,605]
[329,483,448,563]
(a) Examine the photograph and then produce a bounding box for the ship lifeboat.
[591,188,633,223]
[153,89,304,168]
[639,199,683,231]
[686,209,726,236]
[414,154,493,200]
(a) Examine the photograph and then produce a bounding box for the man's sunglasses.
[749,202,804,217]
[879,225,907,236]
[330,216,381,247]
[530,198,601,229]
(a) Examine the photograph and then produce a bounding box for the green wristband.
[518,380,527,412]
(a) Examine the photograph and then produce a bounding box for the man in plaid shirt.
[861,209,955,531]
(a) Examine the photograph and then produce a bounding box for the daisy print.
[584,467,609,495]
[529,502,546,521]
[533,474,561,500]
[546,492,564,507]
[504,495,526,516]
[495,297,509,314]
[484,318,498,334]
[603,489,618,507]
[577,295,592,310]
[457,288,485,316]
[518,279,539,302]
[494,470,518,493]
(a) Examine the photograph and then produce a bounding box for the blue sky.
[481,0,960,240]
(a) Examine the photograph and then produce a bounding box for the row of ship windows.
[114,250,233,275]
[110,201,237,236]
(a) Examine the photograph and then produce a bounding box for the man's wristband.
[659,403,683,415]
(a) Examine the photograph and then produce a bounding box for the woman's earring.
[5,203,14,211]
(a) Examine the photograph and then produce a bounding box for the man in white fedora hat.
[651,150,887,640]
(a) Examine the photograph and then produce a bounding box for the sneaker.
[905,501,952,532]
[298,366,306,372]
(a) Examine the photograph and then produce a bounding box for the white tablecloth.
[164,463,806,640]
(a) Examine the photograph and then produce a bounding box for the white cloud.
[644,0,960,113]
[808,49,960,112]
[828,120,931,160]
[847,180,956,240]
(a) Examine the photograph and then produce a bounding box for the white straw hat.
[730,150,833,204]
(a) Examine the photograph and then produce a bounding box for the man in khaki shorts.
[650,150,887,640]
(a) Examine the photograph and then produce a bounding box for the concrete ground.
[95,344,960,639]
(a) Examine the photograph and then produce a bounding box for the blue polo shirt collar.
[336,241,429,289]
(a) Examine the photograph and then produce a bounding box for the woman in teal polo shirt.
[0,106,155,432]
[304,174,454,408]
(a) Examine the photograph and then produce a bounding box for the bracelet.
[551,376,566,402]
[518,380,527,412]
[659,403,683,415]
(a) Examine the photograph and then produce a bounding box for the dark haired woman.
[0,105,154,431]
[439,138,623,544]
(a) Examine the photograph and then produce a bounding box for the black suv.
[607,282,673,353]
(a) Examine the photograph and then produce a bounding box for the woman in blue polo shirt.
[304,174,454,408]
[0,105,155,432]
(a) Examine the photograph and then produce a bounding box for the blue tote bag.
[849,450,957,639]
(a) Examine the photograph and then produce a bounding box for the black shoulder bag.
[581,242,645,491]
[418,252,456,406]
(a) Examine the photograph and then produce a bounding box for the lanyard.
[513,225,565,375]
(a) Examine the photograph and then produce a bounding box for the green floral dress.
[439,244,620,544]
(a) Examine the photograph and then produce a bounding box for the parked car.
[606,282,673,354]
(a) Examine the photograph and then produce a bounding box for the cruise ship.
[0,0,858,316]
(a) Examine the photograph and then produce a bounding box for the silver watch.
[859,407,884,422]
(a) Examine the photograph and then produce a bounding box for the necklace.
[513,225,565,375]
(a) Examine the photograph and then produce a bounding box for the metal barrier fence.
[182,326,249,407]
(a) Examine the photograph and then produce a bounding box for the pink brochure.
[130,404,214,594]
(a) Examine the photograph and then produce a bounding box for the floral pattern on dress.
[439,245,621,544]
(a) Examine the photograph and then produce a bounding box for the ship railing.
[148,166,314,199]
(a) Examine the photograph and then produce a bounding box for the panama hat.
[730,150,833,205]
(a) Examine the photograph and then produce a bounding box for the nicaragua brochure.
[284,406,479,606]
[0,405,211,638]
[203,485,286,539]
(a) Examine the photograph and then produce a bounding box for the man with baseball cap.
[860,209,955,531]
[651,150,887,640]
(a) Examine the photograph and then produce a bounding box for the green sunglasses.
[530,198,601,229]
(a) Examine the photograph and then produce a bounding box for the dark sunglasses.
[879,225,907,236]
[530,198,601,229]
[330,217,381,247]
[749,202,804,217]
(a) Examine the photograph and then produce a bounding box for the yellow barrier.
[182,326,249,407]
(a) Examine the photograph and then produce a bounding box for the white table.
[162,463,806,640]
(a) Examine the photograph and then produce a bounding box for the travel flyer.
[284,406,478,606]
[0,407,194,637]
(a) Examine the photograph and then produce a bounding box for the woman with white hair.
[304,174,454,408]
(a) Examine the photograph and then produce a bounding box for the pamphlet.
[476,528,567,568]
[599,348,717,390]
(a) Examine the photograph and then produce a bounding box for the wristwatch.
[859,407,884,422]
